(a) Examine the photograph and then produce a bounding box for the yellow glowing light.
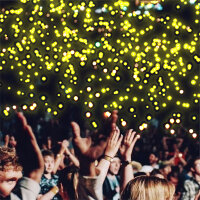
[53,111,58,116]
[170,129,175,135]
[87,87,92,92]
[86,112,91,118]
[6,107,10,111]
[88,102,93,108]
[139,125,144,131]
[92,121,98,128]
[74,96,79,101]
[165,123,170,129]
[192,133,197,139]
[12,105,17,110]
[29,85,34,90]
[0,0,198,130]
[58,104,63,109]
[169,118,175,124]
[22,105,28,110]
[189,129,194,134]
[121,120,127,127]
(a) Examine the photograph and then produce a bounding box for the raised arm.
[71,121,106,176]
[64,146,80,167]
[120,129,140,191]
[53,140,69,174]
[16,112,44,183]
[96,126,123,185]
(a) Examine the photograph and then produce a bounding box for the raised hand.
[15,112,44,183]
[120,129,140,191]
[104,126,123,158]
[120,129,140,161]
[71,121,93,157]
[71,121,108,163]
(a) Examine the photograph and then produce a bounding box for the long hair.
[59,166,79,200]
[121,175,175,200]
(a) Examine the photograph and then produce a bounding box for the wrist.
[60,148,66,154]
[121,155,131,162]
[50,186,59,195]
[121,160,132,166]
[56,153,63,158]
[102,155,114,163]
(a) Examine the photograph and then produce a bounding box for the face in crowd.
[149,153,158,165]
[192,158,200,176]
[0,147,22,198]
[43,155,55,174]
[0,169,22,197]
[109,157,121,175]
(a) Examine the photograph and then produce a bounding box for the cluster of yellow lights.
[0,0,199,133]
[164,114,197,139]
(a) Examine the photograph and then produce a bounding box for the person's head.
[190,157,200,176]
[160,163,172,178]
[121,175,175,200]
[108,157,121,175]
[42,150,55,174]
[9,135,17,148]
[58,166,79,200]
[0,147,23,198]
[150,169,165,179]
[168,170,179,188]
[149,153,158,165]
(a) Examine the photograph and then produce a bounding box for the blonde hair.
[121,175,175,200]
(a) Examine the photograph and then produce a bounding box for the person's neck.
[151,163,157,167]
[107,173,116,178]
[44,173,52,179]
[194,173,200,183]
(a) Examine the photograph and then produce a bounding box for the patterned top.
[180,177,200,200]
[39,174,62,200]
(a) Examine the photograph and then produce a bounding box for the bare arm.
[64,146,80,167]
[71,121,105,176]
[70,110,119,176]
[37,186,59,200]
[120,129,140,192]
[53,140,69,174]
[16,112,44,183]
[96,126,123,185]
[162,136,169,151]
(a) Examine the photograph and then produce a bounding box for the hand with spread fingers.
[120,129,140,191]
[120,129,140,162]
[70,110,120,177]
[96,125,123,185]
[71,121,107,162]
[104,126,123,158]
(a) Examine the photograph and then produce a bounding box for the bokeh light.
[0,0,199,133]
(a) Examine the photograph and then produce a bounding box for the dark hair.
[149,152,159,158]
[188,156,200,169]
[59,166,79,200]
[167,167,179,179]
[150,169,162,176]
[134,172,146,177]
[41,149,54,158]
[159,163,171,170]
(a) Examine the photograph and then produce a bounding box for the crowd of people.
[0,110,199,200]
